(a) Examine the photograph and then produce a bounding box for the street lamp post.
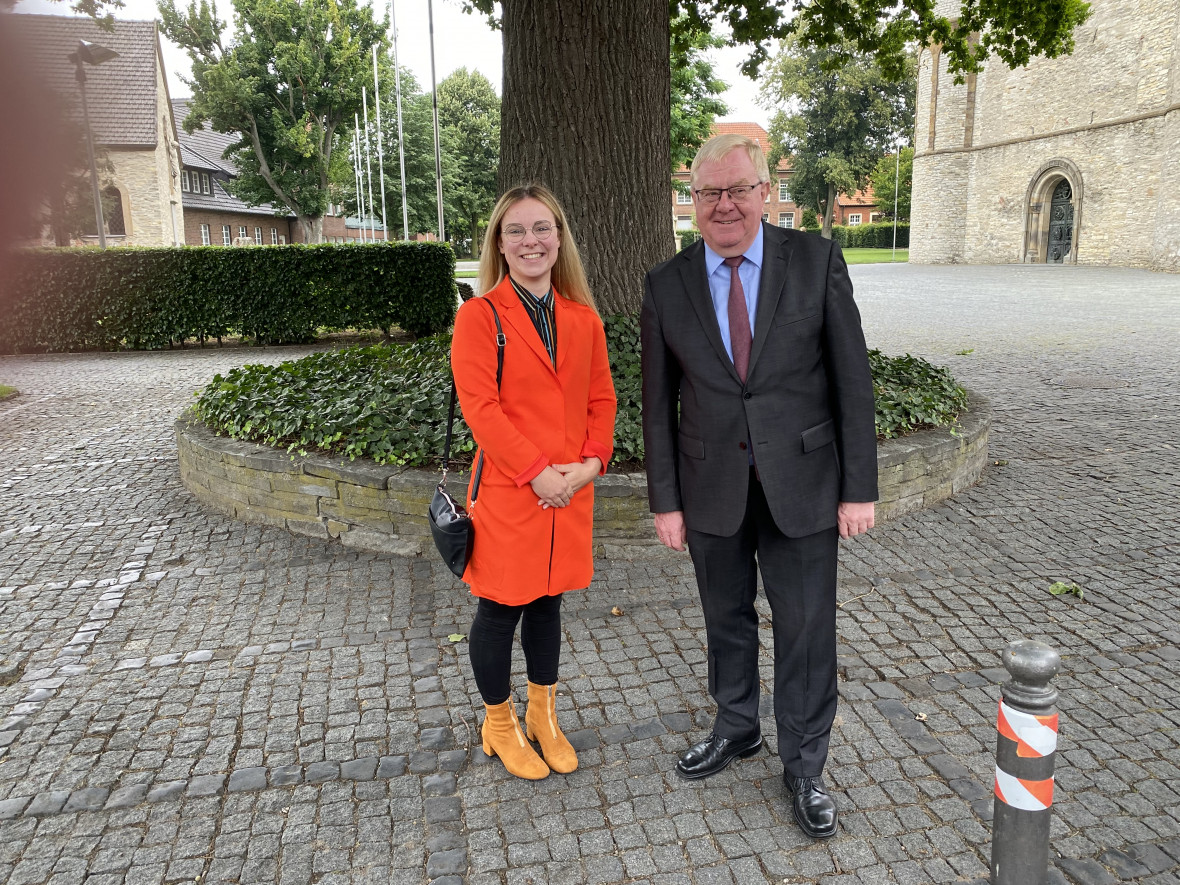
[69,39,119,249]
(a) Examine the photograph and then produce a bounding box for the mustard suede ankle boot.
[525,681,579,774]
[482,699,549,780]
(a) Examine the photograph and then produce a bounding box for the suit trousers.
[686,469,839,778]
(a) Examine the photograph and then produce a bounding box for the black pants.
[469,594,563,705]
[687,469,839,778]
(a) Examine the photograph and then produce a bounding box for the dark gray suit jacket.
[641,223,878,538]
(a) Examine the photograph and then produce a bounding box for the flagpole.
[353,117,366,242]
[427,0,445,243]
[372,46,388,242]
[362,86,377,243]
[391,0,409,240]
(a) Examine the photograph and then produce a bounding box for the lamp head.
[75,40,119,66]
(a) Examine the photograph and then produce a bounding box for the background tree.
[670,18,728,186]
[869,146,914,222]
[762,37,913,238]
[330,66,446,241]
[437,68,500,258]
[158,0,387,242]
[467,0,1089,313]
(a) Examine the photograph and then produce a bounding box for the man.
[641,133,877,839]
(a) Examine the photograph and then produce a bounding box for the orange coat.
[451,276,617,605]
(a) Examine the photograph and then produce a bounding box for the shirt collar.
[703,223,765,278]
[508,275,553,307]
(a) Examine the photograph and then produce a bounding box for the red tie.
[724,256,751,383]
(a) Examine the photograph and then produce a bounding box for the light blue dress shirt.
[702,224,764,363]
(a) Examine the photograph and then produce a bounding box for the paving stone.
[1,267,1178,884]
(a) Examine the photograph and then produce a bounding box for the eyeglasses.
[694,184,761,204]
[501,222,557,242]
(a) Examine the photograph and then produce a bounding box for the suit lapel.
[749,224,793,377]
[490,278,557,378]
[678,244,741,384]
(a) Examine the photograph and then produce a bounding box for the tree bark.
[499,0,674,316]
[822,182,836,239]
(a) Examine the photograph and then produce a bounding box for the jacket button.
[743,392,752,400]
[739,441,747,450]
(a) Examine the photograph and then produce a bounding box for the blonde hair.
[690,133,771,189]
[477,184,598,317]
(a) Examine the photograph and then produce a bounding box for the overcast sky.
[14,0,771,126]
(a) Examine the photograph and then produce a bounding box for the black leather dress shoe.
[675,731,762,779]
[784,774,838,838]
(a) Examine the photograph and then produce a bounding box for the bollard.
[990,639,1062,885]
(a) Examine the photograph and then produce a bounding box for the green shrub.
[869,349,967,439]
[831,222,910,249]
[193,338,471,466]
[192,324,968,467]
[0,242,457,353]
[678,229,701,249]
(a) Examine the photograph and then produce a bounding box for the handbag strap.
[442,299,504,498]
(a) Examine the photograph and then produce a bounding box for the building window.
[181,170,190,192]
[870,212,882,223]
[778,213,794,228]
[239,226,248,240]
[222,225,231,245]
[102,186,126,236]
[779,178,790,202]
[271,227,279,244]
[676,190,692,205]
[200,223,210,245]
[761,213,769,222]
[201,173,211,195]
[279,235,286,245]
[675,215,693,230]
[848,214,862,226]
[254,227,263,244]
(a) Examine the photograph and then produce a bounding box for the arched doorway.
[1046,180,1074,264]
[1022,160,1083,264]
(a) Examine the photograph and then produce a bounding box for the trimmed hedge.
[678,229,702,248]
[831,221,910,249]
[193,323,967,468]
[0,242,457,352]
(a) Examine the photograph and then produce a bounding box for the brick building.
[13,14,185,246]
[173,98,385,246]
[910,0,1180,271]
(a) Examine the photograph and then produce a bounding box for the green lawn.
[843,248,908,264]
[0,385,18,399]
[456,270,478,278]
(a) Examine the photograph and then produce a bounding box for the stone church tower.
[910,0,1179,272]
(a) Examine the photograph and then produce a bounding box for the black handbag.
[428,300,504,577]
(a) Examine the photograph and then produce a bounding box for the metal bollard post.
[990,639,1062,885]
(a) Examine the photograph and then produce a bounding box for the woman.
[451,184,616,780]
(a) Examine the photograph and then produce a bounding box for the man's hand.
[654,510,687,551]
[552,457,602,495]
[837,501,875,539]
[530,466,574,509]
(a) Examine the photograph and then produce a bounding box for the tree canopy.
[436,68,500,257]
[158,0,387,242]
[869,147,914,222]
[762,36,914,238]
[670,18,728,183]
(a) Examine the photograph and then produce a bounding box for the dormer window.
[201,173,211,195]
[181,170,190,192]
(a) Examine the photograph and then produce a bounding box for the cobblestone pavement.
[1,264,1178,885]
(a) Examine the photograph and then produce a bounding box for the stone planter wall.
[176,392,990,556]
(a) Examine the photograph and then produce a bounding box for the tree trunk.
[821,182,836,239]
[499,0,673,316]
[297,216,325,244]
